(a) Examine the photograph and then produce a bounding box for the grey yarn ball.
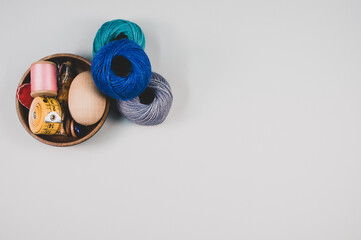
[116,72,173,125]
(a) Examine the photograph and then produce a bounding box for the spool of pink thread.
[30,61,58,97]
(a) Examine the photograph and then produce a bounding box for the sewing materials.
[93,19,145,55]
[117,72,173,126]
[91,38,151,100]
[71,120,85,138]
[16,83,33,109]
[30,61,58,97]
[57,61,76,113]
[17,53,110,146]
[64,118,85,138]
[68,71,107,126]
[28,97,63,135]
[17,17,172,146]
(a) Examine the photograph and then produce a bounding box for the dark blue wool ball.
[91,39,151,101]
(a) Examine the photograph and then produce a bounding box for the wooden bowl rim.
[16,53,110,147]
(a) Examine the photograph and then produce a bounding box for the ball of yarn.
[93,19,145,55]
[91,38,151,100]
[117,72,173,126]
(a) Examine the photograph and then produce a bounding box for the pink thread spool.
[30,61,58,97]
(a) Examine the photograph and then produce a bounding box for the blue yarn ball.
[93,19,145,55]
[91,39,151,101]
[117,72,173,126]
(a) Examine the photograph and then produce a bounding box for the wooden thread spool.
[30,61,58,97]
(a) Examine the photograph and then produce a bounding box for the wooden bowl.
[16,53,110,147]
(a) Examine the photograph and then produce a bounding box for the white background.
[1,0,361,239]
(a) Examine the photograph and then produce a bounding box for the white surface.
[1,0,361,239]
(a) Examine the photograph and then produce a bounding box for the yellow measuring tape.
[28,97,63,135]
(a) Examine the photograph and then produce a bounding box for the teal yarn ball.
[93,19,146,55]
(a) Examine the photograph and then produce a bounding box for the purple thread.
[117,72,173,125]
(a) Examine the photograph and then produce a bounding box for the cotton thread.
[91,39,151,101]
[117,72,173,126]
[93,19,145,55]
[30,61,58,97]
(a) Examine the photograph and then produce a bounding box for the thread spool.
[30,61,58,97]
[93,19,145,55]
[117,72,173,126]
[28,97,63,135]
[91,39,151,101]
